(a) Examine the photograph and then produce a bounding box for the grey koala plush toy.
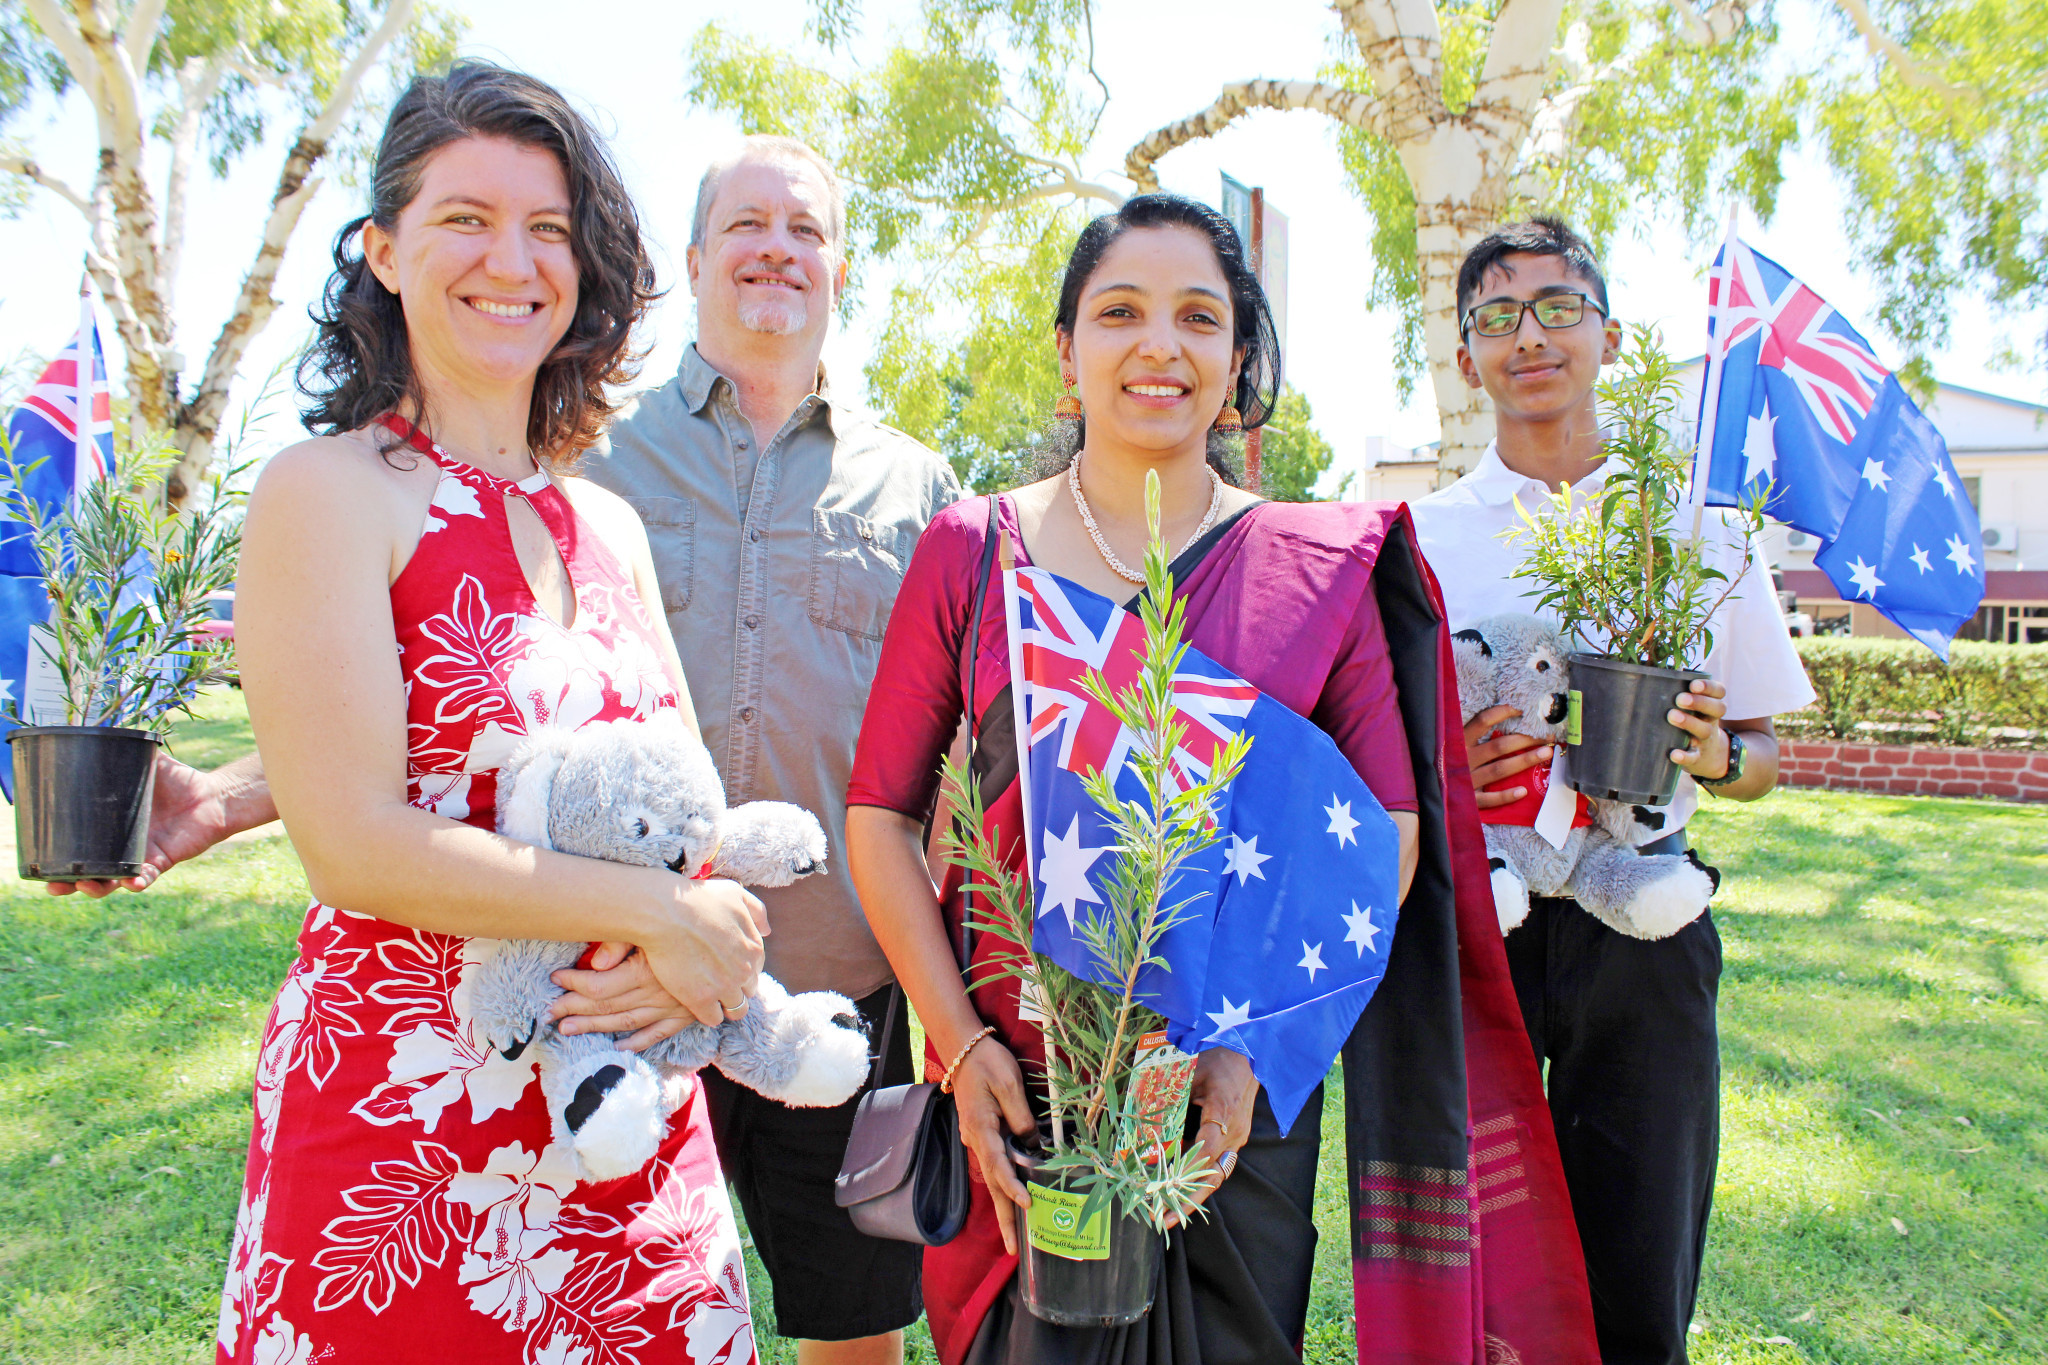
[1452,613,1719,940]
[472,712,871,1182]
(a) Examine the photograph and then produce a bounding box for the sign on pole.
[1220,173,1288,493]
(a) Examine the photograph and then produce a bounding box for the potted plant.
[1,440,240,880]
[936,475,1245,1327]
[1504,326,1765,805]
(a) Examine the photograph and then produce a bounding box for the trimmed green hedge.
[1784,640,2048,749]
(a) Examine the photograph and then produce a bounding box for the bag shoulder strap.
[877,498,999,1089]
[956,496,1000,975]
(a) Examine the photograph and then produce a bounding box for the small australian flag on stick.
[1002,556,1400,1132]
[0,282,116,797]
[1693,231,1985,658]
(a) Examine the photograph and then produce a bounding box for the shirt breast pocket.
[809,507,911,641]
[623,495,694,613]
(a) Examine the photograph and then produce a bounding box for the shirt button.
[736,439,749,450]
[860,526,873,542]
[749,528,761,543]
[744,614,759,630]
[738,706,756,723]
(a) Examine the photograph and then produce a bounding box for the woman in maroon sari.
[845,195,1598,1365]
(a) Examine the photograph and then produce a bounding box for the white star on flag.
[1945,533,1977,575]
[1909,544,1933,574]
[1037,814,1108,928]
[1341,901,1380,956]
[1222,833,1271,886]
[1860,458,1891,493]
[1298,941,1327,983]
[1324,797,1359,848]
[1742,403,1777,485]
[1846,556,1884,599]
[1205,996,1252,1040]
[1932,464,1957,499]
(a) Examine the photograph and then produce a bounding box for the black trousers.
[1504,869,1723,1365]
[700,984,924,1342]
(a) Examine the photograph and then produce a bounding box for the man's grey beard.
[737,298,809,336]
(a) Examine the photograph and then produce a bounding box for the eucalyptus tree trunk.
[1124,0,1757,483]
[3,0,420,504]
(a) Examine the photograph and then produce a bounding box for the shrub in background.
[1786,640,2048,749]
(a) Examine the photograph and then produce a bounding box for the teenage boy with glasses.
[1409,217,1813,1365]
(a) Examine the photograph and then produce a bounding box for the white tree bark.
[161,55,230,316]
[3,0,423,502]
[168,0,420,501]
[1830,0,1975,101]
[1122,0,1762,483]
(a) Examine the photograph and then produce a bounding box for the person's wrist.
[213,758,278,837]
[1697,730,1745,788]
[929,1006,994,1071]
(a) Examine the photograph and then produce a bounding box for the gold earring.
[1212,404,1243,433]
[1054,376,1082,423]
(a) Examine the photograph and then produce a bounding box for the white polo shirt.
[1408,443,1815,838]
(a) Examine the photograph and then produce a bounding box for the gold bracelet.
[939,1025,998,1095]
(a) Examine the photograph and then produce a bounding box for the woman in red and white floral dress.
[219,64,761,1365]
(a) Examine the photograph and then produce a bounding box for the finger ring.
[720,999,747,1018]
[1200,1118,1225,1133]
[1218,1149,1238,1178]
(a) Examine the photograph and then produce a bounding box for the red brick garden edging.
[1777,741,2048,802]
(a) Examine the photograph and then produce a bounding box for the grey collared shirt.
[582,346,960,997]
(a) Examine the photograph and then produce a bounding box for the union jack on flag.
[2,289,121,793]
[1696,236,1985,658]
[1006,563,1401,1131]
[1014,566,1257,792]
[1711,238,1891,447]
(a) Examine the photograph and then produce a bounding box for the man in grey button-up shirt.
[580,137,957,1361]
[588,349,954,1000]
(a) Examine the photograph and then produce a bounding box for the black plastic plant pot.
[7,725,161,881]
[1010,1146,1164,1328]
[1564,654,1709,806]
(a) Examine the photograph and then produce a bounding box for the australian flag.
[1695,236,1985,658]
[1,291,116,796]
[1007,564,1400,1132]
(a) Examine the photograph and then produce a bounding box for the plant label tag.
[1565,689,1583,746]
[1026,1184,1110,1260]
[1125,1029,1196,1165]
[21,624,65,725]
[1017,977,1047,1025]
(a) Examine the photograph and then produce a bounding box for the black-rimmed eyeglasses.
[1461,291,1605,340]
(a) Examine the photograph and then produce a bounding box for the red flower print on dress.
[625,1155,755,1360]
[218,437,745,1363]
[414,573,527,731]
[352,934,536,1132]
[313,1140,472,1314]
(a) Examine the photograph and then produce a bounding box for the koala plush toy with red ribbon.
[1452,614,1719,940]
[471,712,870,1182]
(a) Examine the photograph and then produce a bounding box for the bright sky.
[1,0,2040,478]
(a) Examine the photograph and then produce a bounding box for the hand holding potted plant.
[935,474,1248,1328]
[1504,326,1765,805]
[1,439,241,880]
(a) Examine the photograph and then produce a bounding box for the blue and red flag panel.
[1695,237,1985,657]
[1009,564,1400,1132]
[1,297,117,794]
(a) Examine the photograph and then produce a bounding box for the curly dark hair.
[297,61,659,469]
[1033,192,1282,485]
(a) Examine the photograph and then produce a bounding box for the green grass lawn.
[0,690,2040,1363]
